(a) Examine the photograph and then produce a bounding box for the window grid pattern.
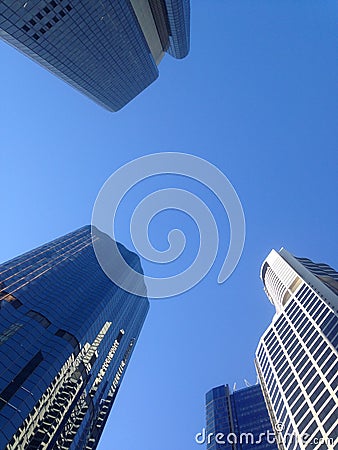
[0,0,158,111]
[164,0,190,58]
[0,0,190,111]
[256,252,338,450]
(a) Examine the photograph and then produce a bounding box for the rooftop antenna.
[244,379,251,387]
[233,382,237,391]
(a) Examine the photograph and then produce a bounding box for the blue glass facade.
[0,0,190,111]
[164,0,190,59]
[0,226,149,449]
[206,384,278,450]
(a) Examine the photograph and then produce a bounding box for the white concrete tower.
[255,249,338,450]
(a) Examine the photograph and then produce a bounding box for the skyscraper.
[0,0,190,111]
[0,226,149,450]
[255,249,338,450]
[204,383,278,449]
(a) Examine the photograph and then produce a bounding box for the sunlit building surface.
[205,384,278,449]
[0,0,190,111]
[0,226,149,450]
[256,249,338,450]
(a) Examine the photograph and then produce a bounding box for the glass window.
[0,351,43,411]
[26,310,51,328]
[288,388,302,407]
[294,402,308,423]
[326,363,338,382]
[298,411,312,433]
[306,376,321,394]
[319,399,335,423]
[313,390,330,412]
[55,329,79,350]
[299,361,312,380]
[317,348,331,367]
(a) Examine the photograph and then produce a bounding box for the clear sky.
[1,1,337,450]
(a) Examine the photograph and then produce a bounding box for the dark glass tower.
[0,226,149,450]
[205,384,278,450]
[0,0,190,111]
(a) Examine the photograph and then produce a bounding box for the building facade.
[205,383,278,450]
[0,226,149,450]
[255,249,338,450]
[0,0,190,111]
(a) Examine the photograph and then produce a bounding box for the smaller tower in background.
[205,383,278,449]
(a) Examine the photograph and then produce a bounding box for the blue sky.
[1,1,337,449]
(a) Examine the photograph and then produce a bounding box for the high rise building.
[0,0,190,111]
[204,383,278,450]
[0,226,149,450]
[255,249,338,450]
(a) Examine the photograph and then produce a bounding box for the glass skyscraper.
[0,0,190,111]
[255,249,338,450]
[205,383,278,450]
[0,226,149,450]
